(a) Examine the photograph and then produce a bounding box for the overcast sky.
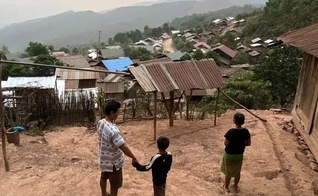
[0,0,157,27]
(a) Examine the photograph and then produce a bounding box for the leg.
[224,176,231,189]
[109,167,123,196]
[153,184,166,196]
[100,172,109,196]
[234,176,240,187]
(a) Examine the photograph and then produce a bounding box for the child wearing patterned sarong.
[221,112,251,193]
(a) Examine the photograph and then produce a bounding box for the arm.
[119,143,137,160]
[133,154,161,172]
[224,138,230,146]
[245,138,251,146]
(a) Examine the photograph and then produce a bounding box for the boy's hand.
[132,158,139,167]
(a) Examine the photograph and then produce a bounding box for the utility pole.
[98,30,101,50]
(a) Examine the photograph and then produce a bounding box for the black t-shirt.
[224,128,251,154]
[134,152,173,186]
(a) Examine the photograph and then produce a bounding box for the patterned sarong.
[221,151,243,177]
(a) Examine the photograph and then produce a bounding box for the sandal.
[231,184,240,193]
[222,184,230,193]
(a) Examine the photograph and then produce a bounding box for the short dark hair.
[104,100,121,116]
[234,112,245,125]
[157,136,170,150]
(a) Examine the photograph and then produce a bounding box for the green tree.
[205,51,222,66]
[144,25,152,37]
[58,47,70,53]
[48,45,54,52]
[192,49,205,60]
[180,53,192,61]
[224,71,272,109]
[25,42,49,57]
[32,55,67,76]
[72,47,79,54]
[232,51,249,64]
[0,45,10,55]
[253,45,302,106]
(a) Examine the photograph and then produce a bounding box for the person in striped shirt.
[98,100,139,196]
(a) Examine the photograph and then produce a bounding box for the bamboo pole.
[153,91,157,141]
[219,89,267,122]
[0,60,130,75]
[186,90,193,121]
[169,91,174,126]
[214,88,220,126]
[0,54,10,171]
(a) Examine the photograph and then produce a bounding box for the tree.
[224,71,272,109]
[192,49,205,60]
[108,38,114,45]
[232,51,249,64]
[205,51,222,66]
[0,45,10,55]
[72,47,79,54]
[123,47,152,60]
[48,45,54,52]
[253,45,302,106]
[180,53,192,61]
[144,25,152,37]
[32,55,67,76]
[58,47,70,54]
[25,42,49,57]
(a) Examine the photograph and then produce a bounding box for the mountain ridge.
[0,0,267,52]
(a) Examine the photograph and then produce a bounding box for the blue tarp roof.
[102,57,133,72]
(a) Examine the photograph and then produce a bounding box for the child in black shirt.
[221,112,251,193]
[133,136,172,196]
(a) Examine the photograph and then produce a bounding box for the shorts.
[101,166,123,190]
[153,183,166,196]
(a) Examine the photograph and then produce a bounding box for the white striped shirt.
[98,119,125,172]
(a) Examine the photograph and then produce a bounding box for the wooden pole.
[214,88,220,126]
[186,90,193,121]
[219,89,267,122]
[153,91,157,141]
[0,55,10,171]
[169,91,174,127]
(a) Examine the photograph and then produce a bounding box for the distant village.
[0,15,277,128]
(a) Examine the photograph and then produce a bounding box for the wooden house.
[277,22,318,161]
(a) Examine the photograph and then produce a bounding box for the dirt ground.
[163,38,176,53]
[1,110,318,196]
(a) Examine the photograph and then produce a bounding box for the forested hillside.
[243,0,318,39]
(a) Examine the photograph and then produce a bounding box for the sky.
[0,0,158,27]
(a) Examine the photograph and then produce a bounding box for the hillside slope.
[0,0,266,52]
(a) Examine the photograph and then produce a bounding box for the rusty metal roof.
[194,59,225,89]
[144,63,178,92]
[164,61,208,90]
[56,55,90,68]
[129,59,224,93]
[211,44,237,58]
[128,65,156,92]
[55,68,99,80]
[277,22,318,58]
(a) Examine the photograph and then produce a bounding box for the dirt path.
[163,38,176,53]
[0,110,317,195]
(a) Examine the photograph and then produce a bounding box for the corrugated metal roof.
[102,57,133,72]
[166,51,185,61]
[104,73,123,82]
[164,61,208,90]
[144,63,178,92]
[100,49,125,59]
[134,57,171,64]
[277,22,318,58]
[211,45,237,58]
[56,55,90,68]
[55,68,99,80]
[194,59,225,89]
[128,65,156,92]
[129,59,224,93]
[6,76,57,89]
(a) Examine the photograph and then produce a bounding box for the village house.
[211,44,237,66]
[144,37,156,45]
[194,42,211,50]
[135,40,149,46]
[160,33,171,40]
[55,55,99,89]
[277,22,318,161]
[99,48,125,60]
[248,50,261,64]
